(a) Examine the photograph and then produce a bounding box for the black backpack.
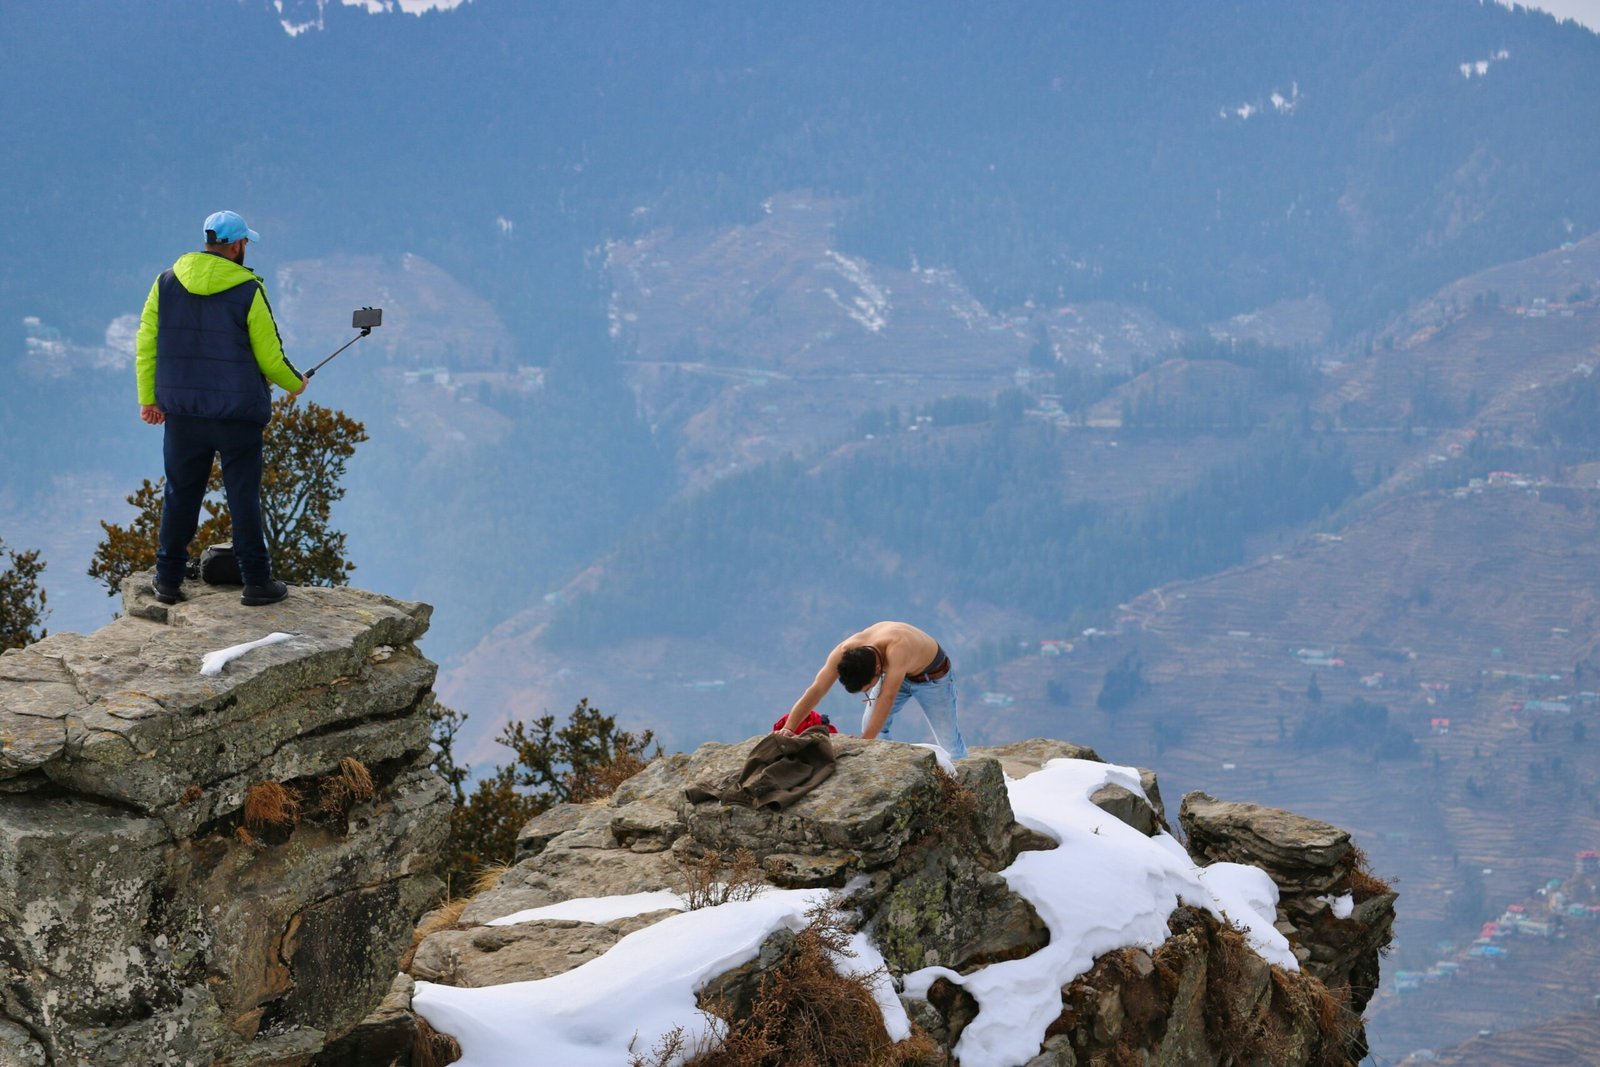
[199,543,243,586]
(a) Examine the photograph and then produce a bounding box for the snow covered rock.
[1180,790,1398,1013]
[0,574,450,1066]
[406,736,1393,1066]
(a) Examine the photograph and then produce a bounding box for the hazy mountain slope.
[4,0,1599,360]
[1416,1005,1600,1065]
[8,0,1600,652]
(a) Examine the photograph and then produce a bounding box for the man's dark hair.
[205,230,226,246]
[838,646,879,693]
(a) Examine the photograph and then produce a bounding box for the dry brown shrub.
[629,1024,702,1066]
[180,784,204,805]
[689,901,898,1067]
[570,749,653,803]
[930,767,978,842]
[243,781,300,831]
[680,848,765,911]
[412,1012,462,1067]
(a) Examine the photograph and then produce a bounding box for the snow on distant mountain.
[271,0,471,37]
[1218,82,1301,121]
[22,314,138,376]
[1459,48,1511,78]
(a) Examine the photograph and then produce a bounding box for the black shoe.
[152,578,185,605]
[241,579,289,606]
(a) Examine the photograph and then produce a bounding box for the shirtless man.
[780,620,968,758]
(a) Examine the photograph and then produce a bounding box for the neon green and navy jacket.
[134,251,303,426]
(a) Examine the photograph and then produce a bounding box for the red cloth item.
[773,709,838,734]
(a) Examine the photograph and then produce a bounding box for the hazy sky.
[1504,0,1600,31]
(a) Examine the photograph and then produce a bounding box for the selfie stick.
[304,307,383,380]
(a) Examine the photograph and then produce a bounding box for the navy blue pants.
[156,415,271,586]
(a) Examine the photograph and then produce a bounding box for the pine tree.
[0,535,48,651]
[435,699,658,896]
[89,397,367,594]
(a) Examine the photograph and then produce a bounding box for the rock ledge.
[0,574,450,1067]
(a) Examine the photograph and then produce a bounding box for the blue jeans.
[156,415,271,587]
[865,672,968,759]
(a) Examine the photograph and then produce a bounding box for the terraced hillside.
[1404,1005,1600,1066]
[984,484,1600,1060]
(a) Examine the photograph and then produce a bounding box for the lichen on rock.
[0,574,450,1067]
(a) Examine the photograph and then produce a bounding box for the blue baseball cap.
[204,210,260,244]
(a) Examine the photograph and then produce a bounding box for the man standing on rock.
[135,210,306,607]
[780,620,968,758]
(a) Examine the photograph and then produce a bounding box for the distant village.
[1385,850,1600,1004]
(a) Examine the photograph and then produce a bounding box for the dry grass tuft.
[1269,965,1364,1066]
[400,861,514,974]
[470,861,513,898]
[401,897,471,973]
[889,1026,942,1065]
[180,784,204,805]
[1306,980,1363,1066]
[1201,920,1275,1059]
[317,756,377,817]
[412,1012,463,1067]
[338,755,375,799]
[243,781,300,831]
[318,779,352,817]
[680,848,765,911]
[1345,843,1394,902]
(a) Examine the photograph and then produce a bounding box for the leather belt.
[906,647,950,684]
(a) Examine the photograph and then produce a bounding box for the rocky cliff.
[0,576,450,1067]
[402,736,1396,1066]
[0,577,1396,1066]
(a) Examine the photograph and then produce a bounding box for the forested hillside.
[548,377,1360,651]
[4,0,1599,356]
